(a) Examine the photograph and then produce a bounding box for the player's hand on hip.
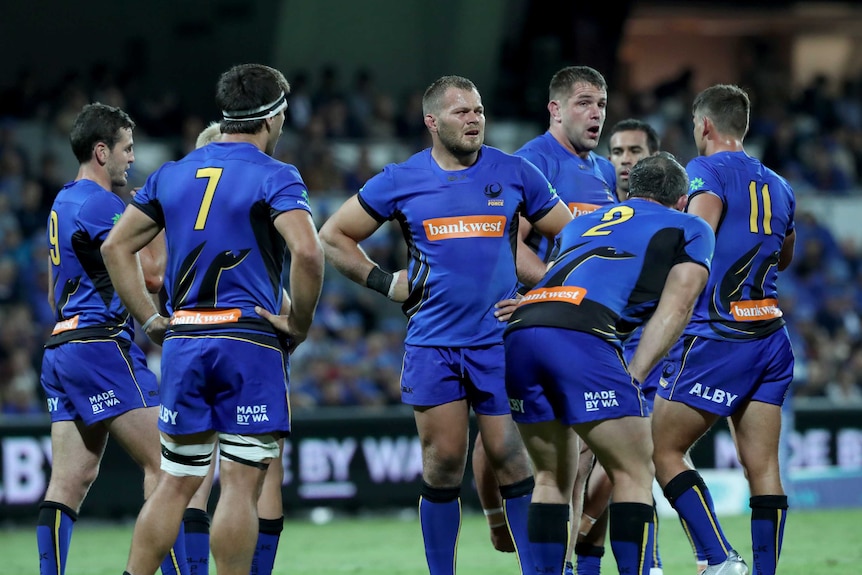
[494,293,523,322]
[255,305,306,354]
[145,316,169,346]
[389,268,410,303]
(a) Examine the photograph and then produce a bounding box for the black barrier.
[1,404,860,521]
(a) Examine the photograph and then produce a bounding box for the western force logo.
[519,286,587,306]
[423,216,506,240]
[484,183,502,198]
[689,177,705,191]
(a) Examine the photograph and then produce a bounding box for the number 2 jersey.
[358,145,561,347]
[46,180,133,345]
[132,142,311,335]
[506,199,714,348]
[684,151,795,340]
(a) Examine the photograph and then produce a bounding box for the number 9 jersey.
[685,151,795,340]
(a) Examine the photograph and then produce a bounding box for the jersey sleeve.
[268,164,313,218]
[131,168,166,228]
[519,158,562,222]
[78,192,127,242]
[677,215,715,271]
[356,167,397,222]
[686,157,725,204]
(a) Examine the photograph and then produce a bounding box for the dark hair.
[549,66,607,101]
[692,84,750,139]
[422,75,478,116]
[627,152,688,206]
[607,118,661,153]
[217,63,290,135]
[69,103,135,163]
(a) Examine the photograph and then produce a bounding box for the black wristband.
[366,266,394,296]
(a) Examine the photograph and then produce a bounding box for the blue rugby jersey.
[684,151,795,340]
[132,142,311,335]
[515,132,617,262]
[358,145,561,347]
[507,198,714,348]
[47,179,133,345]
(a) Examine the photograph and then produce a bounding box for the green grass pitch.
[2,508,859,574]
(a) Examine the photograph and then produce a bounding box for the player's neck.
[221,132,267,152]
[431,146,478,171]
[75,163,112,192]
[706,135,744,155]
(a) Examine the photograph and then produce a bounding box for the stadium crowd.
[0,63,861,416]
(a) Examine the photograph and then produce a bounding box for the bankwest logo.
[423,215,506,240]
[568,202,601,218]
[171,308,242,325]
[519,286,587,306]
[51,315,79,335]
[729,299,782,321]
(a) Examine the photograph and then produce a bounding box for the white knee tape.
[160,438,215,477]
[218,433,279,465]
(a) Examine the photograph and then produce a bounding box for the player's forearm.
[320,231,381,287]
[628,304,694,383]
[287,246,324,334]
[516,240,546,289]
[103,246,161,324]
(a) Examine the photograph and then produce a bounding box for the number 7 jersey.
[132,142,311,330]
[685,151,795,340]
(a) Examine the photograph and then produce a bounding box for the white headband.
[222,92,287,122]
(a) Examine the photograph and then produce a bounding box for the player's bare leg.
[471,433,515,552]
[477,413,536,572]
[576,416,656,575]
[414,400,471,575]
[731,401,786,575]
[210,455,269,575]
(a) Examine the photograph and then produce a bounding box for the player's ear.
[94,142,109,165]
[548,100,561,123]
[424,113,436,132]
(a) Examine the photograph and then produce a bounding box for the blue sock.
[500,476,534,574]
[419,483,461,575]
[679,514,708,566]
[609,502,655,575]
[664,470,733,565]
[575,543,604,575]
[528,503,569,575]
[750,495,788,575]
[651,501,662,570]
[251,516,284,575]
[37,501,77,575]
[182,508,210,575]
[160,520,189,575]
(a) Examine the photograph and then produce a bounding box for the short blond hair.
[195,121,222,149]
